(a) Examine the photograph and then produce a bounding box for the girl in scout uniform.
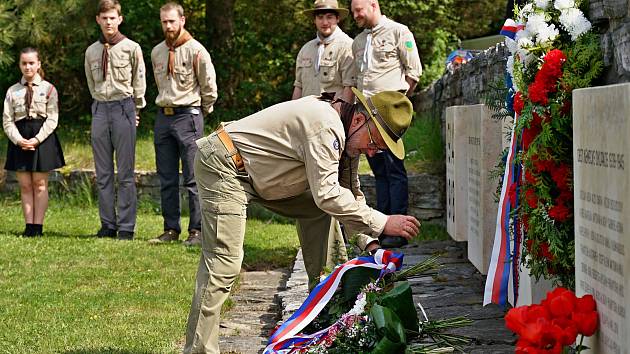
[2,47,65,237]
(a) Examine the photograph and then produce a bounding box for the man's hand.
[383,215,421,240]
[135,115,140,127]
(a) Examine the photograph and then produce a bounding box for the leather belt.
[215,125,245,172]
[160,106,201,116]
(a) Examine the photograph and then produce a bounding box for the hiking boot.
[117,231,134,241]
[183,229,202,247]
[379,235,408,249]
[148,229,180,244]
[96,227,117,238]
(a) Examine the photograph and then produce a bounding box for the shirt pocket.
[111,58,131,83]
[298,58,313,69]
[32,95,48,117]
[374,43,397,64]
[318,59,337,83]
[90,61,103,81]
[13,97,26,114]
[174,64,194,90]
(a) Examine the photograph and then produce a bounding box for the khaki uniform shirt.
[3,74,59,145]
[353,16,422,97]
[84,38,147,110]
[294,29,355,96]
[225,96,386,248]
[151,38,218,115]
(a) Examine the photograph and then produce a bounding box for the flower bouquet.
[265,250,472,353]
[485,0,603,300]
[505,287,598,353]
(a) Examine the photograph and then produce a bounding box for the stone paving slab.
[276,240,516,352]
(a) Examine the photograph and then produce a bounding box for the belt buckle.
[163,107,175,116]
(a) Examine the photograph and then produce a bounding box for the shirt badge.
[333,138,340,150]
[405,41,414,51]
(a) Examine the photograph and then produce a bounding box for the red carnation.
[514,92,525,114]
[525,189,538,209]
[572,311,599,336]
[551,164,571,189]
[528,81,550,106]
[548,203,570,222]
[522,125,540,150]
[525,170,537,184]
[540,242,555,262]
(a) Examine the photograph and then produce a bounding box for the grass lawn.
[0,196,299,354]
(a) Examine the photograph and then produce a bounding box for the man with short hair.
[184,89,421,353]
[351,0,422,248]
[292,0,356,268]
[85,0,146,240]
[148,2,218,247]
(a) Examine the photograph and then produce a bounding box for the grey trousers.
[184,133,341,354]
[154,110,203,233]
[90,97,137,232]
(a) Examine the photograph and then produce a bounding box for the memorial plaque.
[446,106,471,242]
[465,105,502,274]
[574,83,630,354]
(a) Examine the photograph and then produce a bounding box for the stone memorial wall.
[446,106,471,241]
[463,104,502,274]
[574,83,630,354]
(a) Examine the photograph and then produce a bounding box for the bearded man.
[149,2,218,246]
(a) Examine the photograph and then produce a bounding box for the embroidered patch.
[405,40,414,51]
[333,138,340,150]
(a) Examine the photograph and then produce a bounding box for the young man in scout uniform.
[184,89,421,354]
[148,2,218,247]
[292,0,356,269]
[292,0,355,102]
[85,0,146,240]
[351,0,422,248]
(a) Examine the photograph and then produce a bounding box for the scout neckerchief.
[315,26,341,73]
[165,29,193,77]
[99,31,127,80]
[25,82,34,118]
[360,16,388,72]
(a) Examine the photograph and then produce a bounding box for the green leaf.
[370,304,407,344]
[379,281,419,333]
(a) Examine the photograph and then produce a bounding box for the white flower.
[559,8,592,40]
[554,0,575,10]
[535,0,550,10]
[536,23,560,44]
[518,3,534,23]
[505,37,518,55]
[526,13,548,35]
[506,55,515,78]
[348,293,367,316]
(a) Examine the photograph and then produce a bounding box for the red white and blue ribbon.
[264,249,403,354]
[484,112,522,307]
[500,19,525,40]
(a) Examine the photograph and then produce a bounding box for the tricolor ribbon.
[264,249,403,354]
[500,19,525,40]
[484,112,523,307]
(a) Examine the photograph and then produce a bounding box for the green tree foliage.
[0,0,506,125]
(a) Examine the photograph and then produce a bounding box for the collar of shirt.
[20,74,43,87]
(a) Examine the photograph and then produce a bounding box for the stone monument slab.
[446,106,472,242]
[465,104,502,274]
[574,83,630,354]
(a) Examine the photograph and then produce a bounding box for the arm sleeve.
[397,27,422,82]
[293,51,303,88]
[196,49,218,115]
[303,128,387,236]
[339,44,356,88]
[84,50,96,98]
[35,85,59,143]
[131,45,147,110]
[2,91,22,145]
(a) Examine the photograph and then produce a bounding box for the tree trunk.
[205,0,235,53]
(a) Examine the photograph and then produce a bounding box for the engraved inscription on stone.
[574,83,630,354]
[465,104,502,274]
[446,106,472,242]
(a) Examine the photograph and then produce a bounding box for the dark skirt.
[4,118,65,172]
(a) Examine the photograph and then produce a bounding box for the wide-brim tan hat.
[351,87,413,160]
[302,0,349,21]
